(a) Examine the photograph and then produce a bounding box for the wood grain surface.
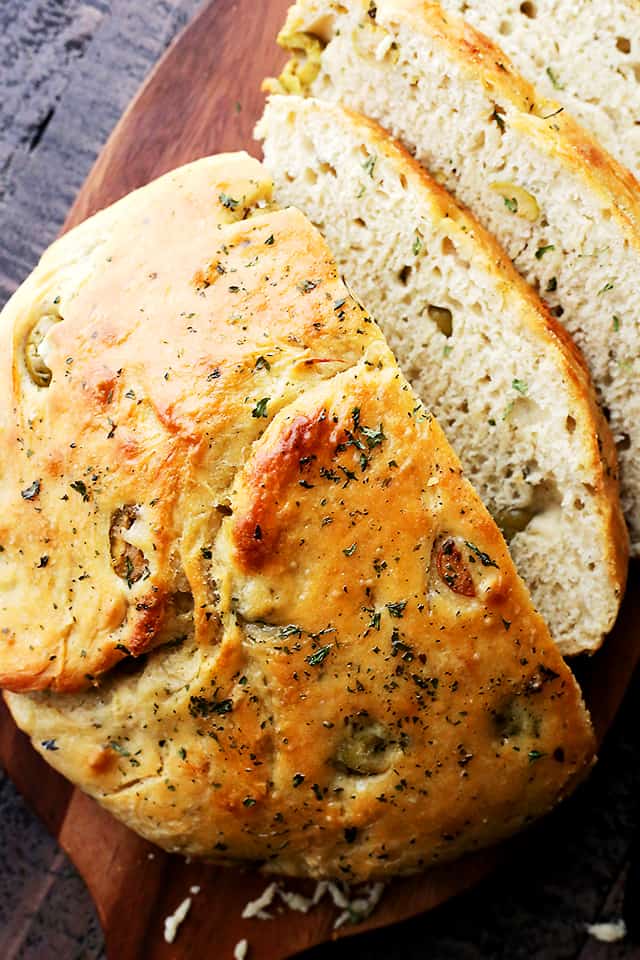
[1,1,640,958]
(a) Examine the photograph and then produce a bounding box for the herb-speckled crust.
[2,154,593,878]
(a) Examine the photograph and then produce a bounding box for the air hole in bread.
[519,2,537,18]
[551,304,564,318]
[398,265,412,285]
[574,498,585,511]
[470,129,486,151]
[171,589,194,617]
[427,304,453,337]
[333,714,397,775]
[111,652,149,678]
[353,217,367,228]
[305,167,318,185]
[216,502,233,517]
[441,236,456,257]
[320,161,337,177]
[617,432,631,451]
[565,415,576,434]
[399,172,408,189]
[632,64,640,83]
[617,37,631,55]
[109,505,149,587]
[24,306,63,388]
[498,21,512,36]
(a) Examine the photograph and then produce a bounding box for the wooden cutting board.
[1,0,639,956]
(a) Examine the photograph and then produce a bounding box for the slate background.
[0,2,639,958]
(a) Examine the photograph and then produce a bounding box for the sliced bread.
[440,0,640,179]
[1,153,596,877]
[257,94,628,654]
[266,0,640,555]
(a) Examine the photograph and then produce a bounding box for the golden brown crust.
[5,346,595,878]
[1,153,595,878]
[0,154,369,691]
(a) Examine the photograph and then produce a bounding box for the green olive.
[25,311,62,387]
[494,505,537,542]
[334,716,393,775]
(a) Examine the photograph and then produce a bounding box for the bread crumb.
[240,879,385,928]
[190,885,201,895]
[586,919,627,943]
[234,938,249,960]
[163,896,192,944]
[241,882,279,919]
[333,882,385,929]
[277,889,314,913]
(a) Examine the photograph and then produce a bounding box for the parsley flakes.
[252,397,270,418]
[306,644,333,666]
[21,480,40,500]
[464,541,498,568]
[70,480,89,501]
[512,378,528,395]
[219,192,240,210]
[386,600,407,618]
[188,696,233,718]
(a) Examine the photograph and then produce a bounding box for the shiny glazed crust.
[2,154,594,878]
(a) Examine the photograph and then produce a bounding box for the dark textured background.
[0,2,639,958]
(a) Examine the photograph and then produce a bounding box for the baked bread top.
[0,152,368,691]
[270,0,640,553]
[2,154,594,878]
[257,93,628,655]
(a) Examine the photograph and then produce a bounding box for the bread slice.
[267,0,640,555]
[440,0,640,179]
[2,153,595,879]
[257,95,627,655]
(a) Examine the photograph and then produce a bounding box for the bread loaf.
[268,0,640,555]
[1,154,594,878]
[440,0,640,179]
[257,94,628,655]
